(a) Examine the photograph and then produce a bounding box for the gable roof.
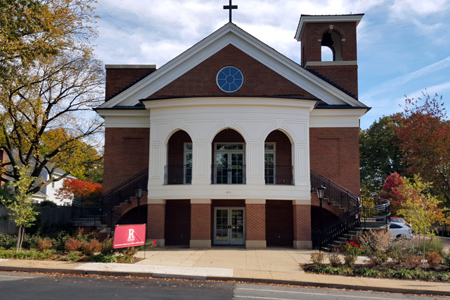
[98,23,368,109]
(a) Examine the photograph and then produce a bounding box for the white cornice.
[143,97,318,110]
[295,14,364,41]
[98,23,367,110]
[310,108,367,128]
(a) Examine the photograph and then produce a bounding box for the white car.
[389,223,413,239]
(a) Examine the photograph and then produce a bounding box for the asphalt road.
[0,272,444,300]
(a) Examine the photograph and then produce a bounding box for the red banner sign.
[113,224,146,249]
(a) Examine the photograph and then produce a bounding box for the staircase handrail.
[104,168,149,196]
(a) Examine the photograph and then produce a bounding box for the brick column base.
[190,200,211,248]
[293,204,312,249]
[147,202,165,247]
[245,201,266,249]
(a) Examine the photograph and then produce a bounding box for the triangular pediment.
[98,23,367,109]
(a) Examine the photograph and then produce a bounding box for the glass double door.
[215,153,245,184]
[214,208,245,245]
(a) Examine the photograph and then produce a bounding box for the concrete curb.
[1,265,449,297]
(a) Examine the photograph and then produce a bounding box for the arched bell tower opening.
[321,30,343,62]
[295,14,364,99]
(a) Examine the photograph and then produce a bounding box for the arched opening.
[264,130,293,185]
[117,204,148,225]
[212,129,246,184]
[166,130,193,185]
[321,31,342,62]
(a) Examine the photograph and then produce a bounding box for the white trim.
[310,108,367,128]
[305,61,357,67]
[98,23,367,110]
[96,109,150,128]
[295,14,364,41]
[144,97,317,110]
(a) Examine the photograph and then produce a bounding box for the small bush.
[328,253,342,267]
[341,241,361,267]
[53,231,70,252]
[66,252,81,261]
[101,238,114,255]
[310,251,325,265]
[426,251,442,268]
[0,234,16,250]
[81,239,102,256]
[65,238,84,253]
[37,239,53,252]
[405,255,423,269]
[441,250,450,267]
[413,237,443,256]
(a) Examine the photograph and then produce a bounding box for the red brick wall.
[310,127,360,194]
[148,45,317,100]
[246,204,266,240]
[191,204,211,240]
[105,66,156,101]
[293,204,311,241]
[103,128,149,192]
[307,65,358,98]
[147,203,165,240]
[301,22,358,64]
[300,22,359,98]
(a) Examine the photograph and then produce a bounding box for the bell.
[321,32,334,47]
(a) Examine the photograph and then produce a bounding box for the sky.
[93,0,450,129]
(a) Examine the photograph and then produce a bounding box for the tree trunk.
[16,225,23,252]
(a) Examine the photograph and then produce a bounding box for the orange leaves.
[56,177,102,199]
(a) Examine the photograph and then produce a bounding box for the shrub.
[328,253,342,267]
[101,238,114,255]
[53,231,70,252]
[37,239,53,252]
[0,234,17,250]
[426,251,441,268]
[441,250,450,267]
[310,251,325,265]
[405,255,423,269]
[413,237,443,256]
[66,252,80,261]
[81,239,102,256]
[64,238,84,253]
[341,241,361,267]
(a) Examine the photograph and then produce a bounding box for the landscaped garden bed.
[0,228,155,263]
[303,231,450,282]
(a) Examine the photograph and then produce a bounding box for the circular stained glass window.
[216,66,243,93]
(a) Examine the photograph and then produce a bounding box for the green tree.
[360,115,405,194]
[0,166,38,251]
[397,174,447,254]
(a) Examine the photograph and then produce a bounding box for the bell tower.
[295,14,364,99]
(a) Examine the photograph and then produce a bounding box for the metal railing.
[164,165,192,185]
[360,196,391,230]
[265,165,293,185]
[310,169,361,249]
[211,164,246,184]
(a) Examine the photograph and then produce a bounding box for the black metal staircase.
[310,169,390,250]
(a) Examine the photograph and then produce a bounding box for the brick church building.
[96,14,368,249]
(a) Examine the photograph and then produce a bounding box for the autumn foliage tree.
[394,92,450,204]
[56,178,102,200]
[0,0,104,194]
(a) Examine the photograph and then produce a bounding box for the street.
[0,271,445,300]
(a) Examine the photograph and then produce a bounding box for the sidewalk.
[1,248,450,296]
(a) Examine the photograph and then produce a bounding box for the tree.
[0,0,104,194]
[56,177,102,200]
[397,174,447,252]
[0,166,38,251]
[380,171,406,212]
[359,115,405,194]
[1,0,99,82]
[395,92,450,203]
